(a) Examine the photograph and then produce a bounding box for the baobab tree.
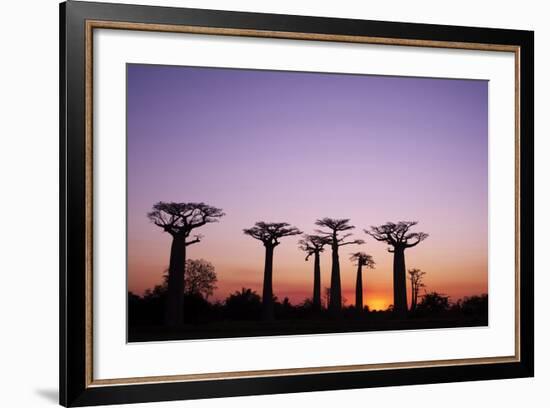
[349,252,376,311]
[147,202,225,326]
[365,221,428,318]
[408,268,426,312]
[243,222,302,320]
[298,234,331,311]
[315,218,364,313]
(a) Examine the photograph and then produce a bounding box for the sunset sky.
[127,64,488,311]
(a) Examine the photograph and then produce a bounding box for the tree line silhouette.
[129,279,488,330]
[136,200,487,332]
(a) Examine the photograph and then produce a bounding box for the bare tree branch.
[339,239,365,246]
[185,234,203,246]
[405,232,429,248]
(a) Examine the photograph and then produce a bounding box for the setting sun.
[366,298,392,311]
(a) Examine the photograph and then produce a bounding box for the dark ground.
[128,314,488,342]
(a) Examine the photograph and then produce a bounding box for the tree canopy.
[314,218,364,247]
[185,259,218,299]
[243,222,302,247]
[147,202,225,239]
[349,252,376,268]
[416,291,450,314]
[365,221,428,251]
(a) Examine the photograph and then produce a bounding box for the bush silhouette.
[224,288,262,320]
[457,294,488,316]
[415,292,450,316]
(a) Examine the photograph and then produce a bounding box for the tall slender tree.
[298,234,331,311]
[365,222,428,318]
[315,218,364,313]
[408,268,426,312]
[147,202,225,326]
[243,222,302,320]
[349,252,376,311]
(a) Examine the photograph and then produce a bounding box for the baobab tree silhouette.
[315,218,364,314]
[408,268,427,312]
[243,222,302,320]
[298,234,331,311]
[366,221,428,318]
[349,252,376,311]
[147,202,225,326]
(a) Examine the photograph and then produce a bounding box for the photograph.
[126,63,489,342]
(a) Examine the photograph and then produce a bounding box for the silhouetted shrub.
[457,294,488,316]
[415,292,450,316]
[274,297,295,319]
[224,288,262,320]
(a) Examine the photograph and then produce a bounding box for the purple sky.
[127,64,488,309]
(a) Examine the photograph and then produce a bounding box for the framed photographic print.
[60,1,534,406]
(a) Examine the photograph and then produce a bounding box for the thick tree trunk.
[329,242,342,313]
[262,245,275,320]
[355,264,363,311]
[166,235,186,326]
[392,247,408,318]
[312,252,321,310]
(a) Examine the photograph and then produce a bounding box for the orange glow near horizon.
[366,298,391,311]
[128,226,488,309]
